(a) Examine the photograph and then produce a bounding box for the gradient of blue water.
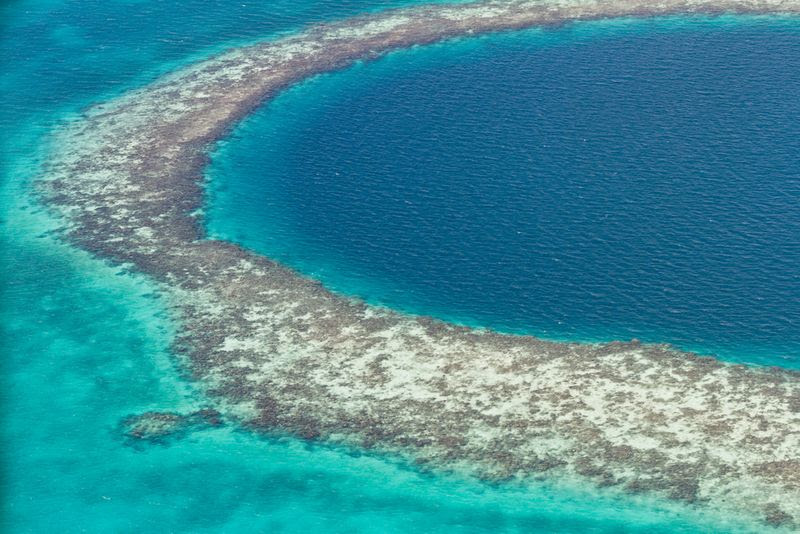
[208,16,800,367]
[0,1,789,532]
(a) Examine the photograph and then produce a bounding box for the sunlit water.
[1,1,796,532]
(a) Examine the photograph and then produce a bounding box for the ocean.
[1,1,797,532]
[207,15,800,368]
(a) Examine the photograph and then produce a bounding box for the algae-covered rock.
[120,408,223,444]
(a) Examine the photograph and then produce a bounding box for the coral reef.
[40,0,800,528]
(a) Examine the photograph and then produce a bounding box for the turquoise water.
[3,244,735,533]
[0,1,790,532]
[207,15,800,368]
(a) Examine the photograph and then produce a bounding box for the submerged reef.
[120,409,223,445]
[39,0,800,528]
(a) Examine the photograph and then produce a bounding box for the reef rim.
[39,0,800,529]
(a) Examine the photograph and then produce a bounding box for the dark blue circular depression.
[207,17,800,366]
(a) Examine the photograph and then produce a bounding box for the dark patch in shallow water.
[120,408,224,446]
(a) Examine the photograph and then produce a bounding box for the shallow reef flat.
[39,0,800,529]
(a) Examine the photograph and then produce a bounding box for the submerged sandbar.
[40,0,800,529]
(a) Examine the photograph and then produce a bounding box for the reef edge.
[39,0,800,529]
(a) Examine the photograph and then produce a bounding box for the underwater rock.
[120,408,223,444]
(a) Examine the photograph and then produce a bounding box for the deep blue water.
[1,1,796,532]
[208,16,800,367]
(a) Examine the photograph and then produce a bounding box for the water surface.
[209,16,800,367]
[0,2,794,532]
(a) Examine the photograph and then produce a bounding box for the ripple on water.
[207,15,800,367]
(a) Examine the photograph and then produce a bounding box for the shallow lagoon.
[2,2,798,532]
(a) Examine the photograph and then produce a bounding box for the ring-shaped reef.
[39,0,800,529]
